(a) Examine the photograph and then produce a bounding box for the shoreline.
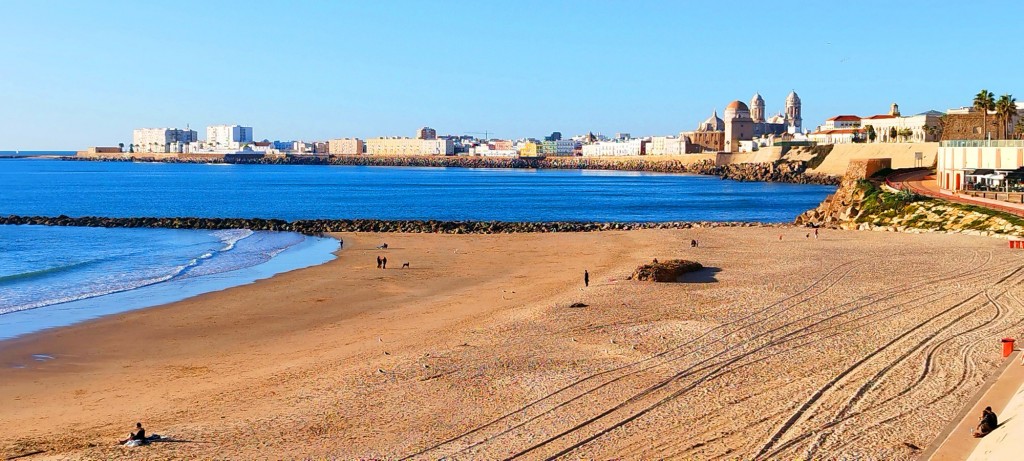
[1,228,1017,459]
[0,229,340,341]
[58,154,841,185]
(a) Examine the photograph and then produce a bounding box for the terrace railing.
[940,140,1024,148]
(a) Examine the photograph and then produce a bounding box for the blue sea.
[0,158,833,340]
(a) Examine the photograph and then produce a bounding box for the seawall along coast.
[64,155,840,186]
[0,215,793,235]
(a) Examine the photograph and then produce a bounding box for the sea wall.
[0,215,792,235]
[794,143,938,176]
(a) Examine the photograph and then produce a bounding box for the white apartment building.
[469,144,518,157]
[207,124,254,150]
[581,139,645,157]
[647,136,688,156]
[132,127,198,153]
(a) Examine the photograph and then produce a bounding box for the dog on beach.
[377,243,388,249]
[402,262,410,269]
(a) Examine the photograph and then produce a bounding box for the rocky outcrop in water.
[629,259,703,282]
[0,215,791,235]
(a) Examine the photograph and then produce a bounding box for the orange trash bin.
[1002,338,1016,357]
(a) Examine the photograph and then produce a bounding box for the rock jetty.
[0,215,790,235]
[629,259,703,282]
[65,155,839,186]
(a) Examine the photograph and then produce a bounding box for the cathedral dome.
[697,110,725,132]
[726,100,749,111]
[751,92,764,105]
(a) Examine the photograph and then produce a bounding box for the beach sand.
[1,228,1022,460]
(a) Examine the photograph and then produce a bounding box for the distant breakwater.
[65,155,840,185]
[0,215,793,235]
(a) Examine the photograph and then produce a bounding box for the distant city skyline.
[2,0,1022,150]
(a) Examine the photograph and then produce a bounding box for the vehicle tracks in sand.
[397,259,868,460]
[756,263,1024,460]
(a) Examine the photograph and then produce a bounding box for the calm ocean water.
[0,159,834,222]
[0,158,832,340]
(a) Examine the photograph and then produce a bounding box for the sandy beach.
[2,228,1022,460]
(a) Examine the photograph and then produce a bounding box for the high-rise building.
[545,131,562,141]
[207,125,254,150]
[132,127,198,153]
[417,126,437,140]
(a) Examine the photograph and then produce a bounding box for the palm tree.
[995,94,1016,139]
[865,125,876,142]
[889,127,898,142]
[974,89,996,140]
[118,142,124,152]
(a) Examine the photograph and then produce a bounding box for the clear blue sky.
[2,0,1020,150]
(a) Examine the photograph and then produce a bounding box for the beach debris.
[378,337,383,342]
[903,442,921,451]
[377,368,386,374]
[383,351,390,356]
[569,302,588,308]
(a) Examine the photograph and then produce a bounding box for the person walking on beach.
[382,256,388,269]
[377,256,382,269]
[814,228,819,239]
[584,270,590,287]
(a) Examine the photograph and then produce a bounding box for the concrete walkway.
[924,350,1024,461]
[887,170,1024,218]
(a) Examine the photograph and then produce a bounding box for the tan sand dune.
[1,228,1021,460]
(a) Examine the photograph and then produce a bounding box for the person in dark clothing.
[584,270,589,287]
[382,256,387,269]
[377,256,382,269]
[973,406,998,437]
[690,239,696,248]
[120,422,145,444]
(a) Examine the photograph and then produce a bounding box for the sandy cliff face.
[796,170,1024,238]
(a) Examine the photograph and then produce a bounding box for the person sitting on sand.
[120,422,145,444]
[973,406,998,437]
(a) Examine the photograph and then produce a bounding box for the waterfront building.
[647,136,688,156]
[132,127,198,153]
[540,139,578,156]
[492,140,514,150]
[417,127,437,140]
[207,124,253,150]
[581,139,645,157]
[861,104,943,143]
[808,115,863,145]
[545,131,562,141]
[937,139,1024,192]
[469,143,518,157]
[366,137,454,156]
[518,141,541,158]
[681,110,726,153]
[328,138,364,155]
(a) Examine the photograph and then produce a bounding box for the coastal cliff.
[797,172,1024,238]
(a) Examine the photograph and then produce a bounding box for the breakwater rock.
[65,155,839,185]
[0,215,791,235]
[629,259,703,282]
